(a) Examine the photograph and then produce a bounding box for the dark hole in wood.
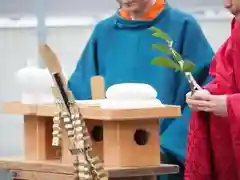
[91,125,103,142]
[134,129,149,145]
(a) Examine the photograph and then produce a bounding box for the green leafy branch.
[150,27,196,73]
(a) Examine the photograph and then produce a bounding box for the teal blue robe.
[68,4,214,180]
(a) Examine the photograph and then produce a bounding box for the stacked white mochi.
[100,83,163,109]
[15,59,55,104]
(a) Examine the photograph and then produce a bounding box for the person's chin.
[236,14,240,21]
[228,7,240,18]
[122,6,139,13]
[233,9,240,21]
[230,11,240,21]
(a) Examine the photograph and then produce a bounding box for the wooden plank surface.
[0,158,179,178]
[10,170,158,180]
[1,101,37,115]
[2,101,181,120]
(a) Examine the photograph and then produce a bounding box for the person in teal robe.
[68,1,214,179]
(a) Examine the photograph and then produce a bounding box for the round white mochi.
[101,83,162,109]
[106,83,158,100]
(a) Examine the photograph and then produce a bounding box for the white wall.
[199,20,232,51]
[0,19,232,156]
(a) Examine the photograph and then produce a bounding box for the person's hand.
[186,92,228,117]
[186,89,210,111]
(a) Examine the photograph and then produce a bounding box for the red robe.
[185,18,240,180]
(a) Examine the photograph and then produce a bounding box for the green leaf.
[151,44,172,55]
[182,60,196,72]
[150,27,171,41]
[151,27,161,33]
[151,57,181,70]
[172,49,182,62]
[152,32,171,41]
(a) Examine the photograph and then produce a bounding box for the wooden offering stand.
[0,78,181,180]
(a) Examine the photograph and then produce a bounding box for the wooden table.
[0,158,179,180]
[0,101,181,180]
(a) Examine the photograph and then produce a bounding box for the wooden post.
[90,76,105,99]
[24,115,46,160]
[24,115,60,161]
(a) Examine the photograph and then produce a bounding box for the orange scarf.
[119,0,165,20]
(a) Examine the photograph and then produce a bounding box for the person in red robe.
[184,0,240,180]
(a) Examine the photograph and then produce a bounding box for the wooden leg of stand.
[24,115,60,161]
[24,115,46,160]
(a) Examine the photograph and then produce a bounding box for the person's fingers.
[192,94,212,101]
[187,90,210,100]
[187,98,216,112]
[191,105,199,112]
[186,99,197,106]
[195,106,214,112]
[186,100,201,111]
[186,91,216,113]
[186,92,192,99]
[188,103,212,112]
[195,89,210,95]
[186,99,209,106]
